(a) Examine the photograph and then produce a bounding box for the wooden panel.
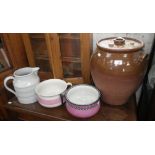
[0,34,28,88]
[6,34,28,68]
[21,34,36,66]
[45,33,63,78]
[80,33,92,84]
[2,34,17,68]
[39,71,51,80]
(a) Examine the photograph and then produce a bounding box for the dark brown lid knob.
[113,37,125,45]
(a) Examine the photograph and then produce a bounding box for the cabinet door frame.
[80,33,92,83]
[21,33,36,67]
[45,33,63,79]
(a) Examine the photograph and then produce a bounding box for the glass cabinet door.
[22,33,92,83]
[58,33,82,78]
[29,33,52,73]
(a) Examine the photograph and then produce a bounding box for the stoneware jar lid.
[97,37,144,52]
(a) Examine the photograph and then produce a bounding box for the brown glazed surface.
[91,37,148,105]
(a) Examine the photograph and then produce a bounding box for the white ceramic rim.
[65,84,100,106]
[14,67,34,77]
[35,79,68,97]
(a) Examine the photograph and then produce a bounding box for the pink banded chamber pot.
[65,84,101,118]
[35,79,72,108]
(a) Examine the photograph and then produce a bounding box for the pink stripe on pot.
[38,96,62,106]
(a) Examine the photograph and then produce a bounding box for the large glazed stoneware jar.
[91,37,148,105]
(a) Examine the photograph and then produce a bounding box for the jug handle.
[4,76,16,95]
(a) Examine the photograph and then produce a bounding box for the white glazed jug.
[4,67,40,104]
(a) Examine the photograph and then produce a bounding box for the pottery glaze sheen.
[91,37,148,105]
[4,67,40,104]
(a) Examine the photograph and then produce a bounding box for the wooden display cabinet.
[22,33,92,84]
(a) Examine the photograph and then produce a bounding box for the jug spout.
[32,67,40,74]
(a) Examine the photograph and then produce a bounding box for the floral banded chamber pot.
[65,84,101,118]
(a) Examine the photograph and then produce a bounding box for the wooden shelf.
[1,96,137,121]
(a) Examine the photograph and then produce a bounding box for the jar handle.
[4,76,16,95]
[138,53,149,62]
